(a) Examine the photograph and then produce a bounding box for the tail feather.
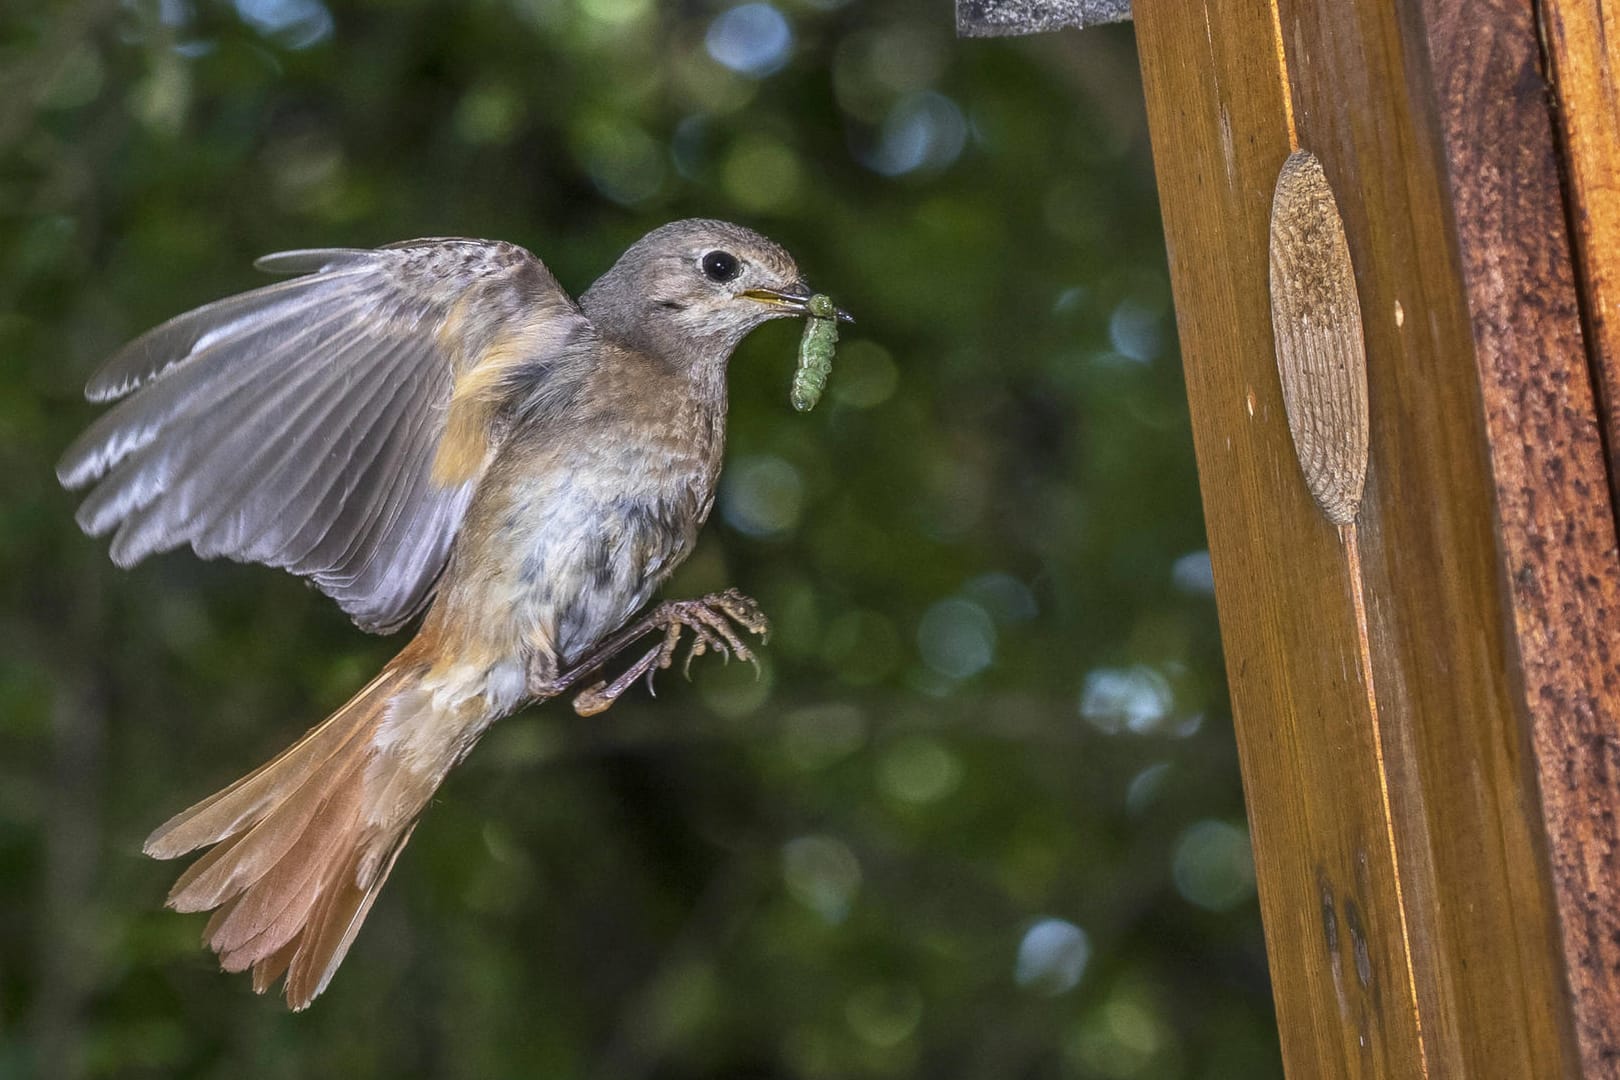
[284,822,417,1007]
[143,646,471,1009]
[165,832,249,912]
[145,667,404,860]
[206,773,362,965]
[206,815,328,957]
[165,715,375,913]
[252,939,298,995]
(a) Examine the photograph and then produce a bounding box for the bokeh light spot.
[1125,762,1172,815]
[782,834,862,923]
[268,131,345,218]
[863,92,967,177]
[964,572,1038,623]
[1015,918,1090,995]
[234,0,333,49]
[578,0,651,25]
[845,983,923,1047]
[696,652,774,718]
[1053,285,1090,315]
[917,598,995,679]
[878,735,962,805]
[781,703,867,770]
[574,118,666,206]
[828,339,899,409]
[454,83,524,146]
[157,0,192,26]
[128,54,191,134]
[1066,990,1177,1078]
[1172,820,1257,911]
[1080,665,1174,735]
[1107,297,1165,363]
[1171,550,1215,596]
[720,455,804,540]
[705,3,793,78]
[721,135,803,214]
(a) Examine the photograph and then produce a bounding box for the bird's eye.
[701,250,741,283]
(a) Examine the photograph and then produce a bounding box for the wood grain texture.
[1134,2,1431,1071]
[1541,0,1620,504]
[1133,0,1614,1074]
[1421,0,1620,1067]
[1268,150,1368,525]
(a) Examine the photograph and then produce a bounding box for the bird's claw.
[665,588,768,683]
[568,589,769,717]
[573,679,614,717]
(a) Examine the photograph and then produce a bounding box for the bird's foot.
[571,589,770,717]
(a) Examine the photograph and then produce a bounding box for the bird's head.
[581,218,850,359]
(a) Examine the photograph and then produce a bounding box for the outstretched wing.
[58,239,591,633]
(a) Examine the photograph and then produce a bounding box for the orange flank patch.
[432,321,539,488]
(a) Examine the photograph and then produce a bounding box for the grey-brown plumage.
[58,219,832,1008]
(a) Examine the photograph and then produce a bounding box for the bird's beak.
[741,284,855,323]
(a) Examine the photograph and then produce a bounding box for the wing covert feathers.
[58,239,590,634]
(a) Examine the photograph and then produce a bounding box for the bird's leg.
[569,634,676,718]
[525,588,770,716]
[571,589,771,716]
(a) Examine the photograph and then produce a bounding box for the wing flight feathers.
[58,239,591,633]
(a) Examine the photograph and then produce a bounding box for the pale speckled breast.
[430,352,727,672]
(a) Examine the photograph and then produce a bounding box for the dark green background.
[0,1,1280,1076]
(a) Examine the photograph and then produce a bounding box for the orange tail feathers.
[144,644,458,1009]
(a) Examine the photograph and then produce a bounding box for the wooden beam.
[1541,0,1620,504]
[1539,0,1620,1052]
[1132,0,1620,1073]
[1421,1,1620,1067]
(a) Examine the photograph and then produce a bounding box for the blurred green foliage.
[0,0,1280,1077]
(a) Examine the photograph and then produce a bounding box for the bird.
[56,218,851,1010]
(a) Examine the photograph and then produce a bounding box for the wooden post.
[1130,0,1620,1074]
[1541,0,1620,493]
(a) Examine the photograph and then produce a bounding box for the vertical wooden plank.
[1479,0,1620,1065]
[1132,0,1607,1074]
[1130,4,1432,1072]
[1286,0,1607,1070]
[1541,0,1620,494]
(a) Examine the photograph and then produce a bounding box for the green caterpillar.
[792,293,839,412]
